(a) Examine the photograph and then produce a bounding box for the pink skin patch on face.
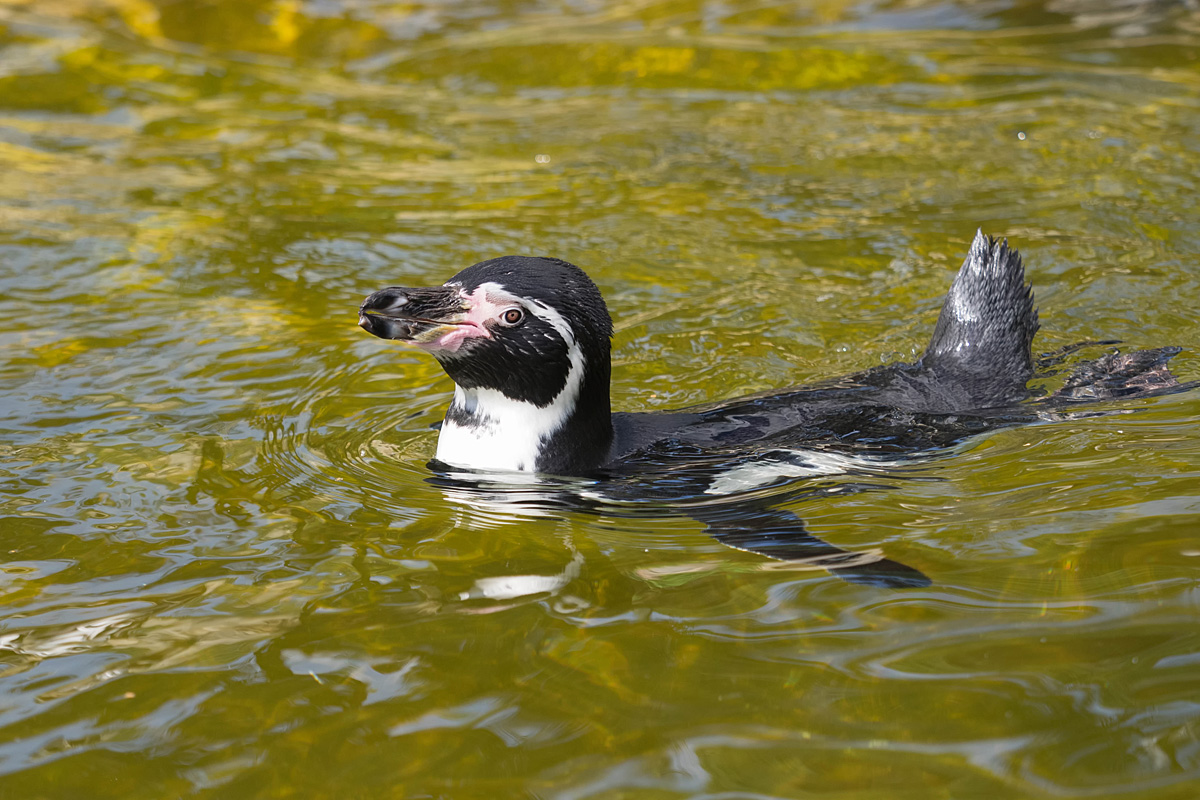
[422,286,497,353]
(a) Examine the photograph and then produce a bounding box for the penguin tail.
[920,230,1039,389]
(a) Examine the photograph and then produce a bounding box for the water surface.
[2,0,1200,797]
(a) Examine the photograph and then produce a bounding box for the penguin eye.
[499,308,525,326]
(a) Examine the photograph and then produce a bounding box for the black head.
[360,256,617,474]
[360,256,613,407]
[360,256,609,407]
[448,257,613,405]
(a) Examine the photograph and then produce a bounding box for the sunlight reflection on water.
[1,0,1200,797]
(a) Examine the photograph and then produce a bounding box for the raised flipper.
[920,236,1190,406]
[686,501,931,589]
[919,230,1039,405]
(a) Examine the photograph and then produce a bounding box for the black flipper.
[1053,346,1184,400]
[687,501,931,589]
[920,230,1039,404]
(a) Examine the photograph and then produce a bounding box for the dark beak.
[358,286,469,342]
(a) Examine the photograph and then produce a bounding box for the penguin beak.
[359,286,489,352]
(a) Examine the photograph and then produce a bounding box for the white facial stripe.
[525,298,577,348]
[464,282,566,331]
[435,282,587,473]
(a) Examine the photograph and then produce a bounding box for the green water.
[2,0,1200,797]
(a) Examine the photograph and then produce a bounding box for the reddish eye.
[501,308,524,326]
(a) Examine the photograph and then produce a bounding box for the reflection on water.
[2,0,1200,797]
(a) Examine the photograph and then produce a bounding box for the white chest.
[435,385,571,473]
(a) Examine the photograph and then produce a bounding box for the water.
[2,0,1200,797]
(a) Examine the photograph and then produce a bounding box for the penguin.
[359,231,1186,587]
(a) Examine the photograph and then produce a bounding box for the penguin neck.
[434,349,613,476]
